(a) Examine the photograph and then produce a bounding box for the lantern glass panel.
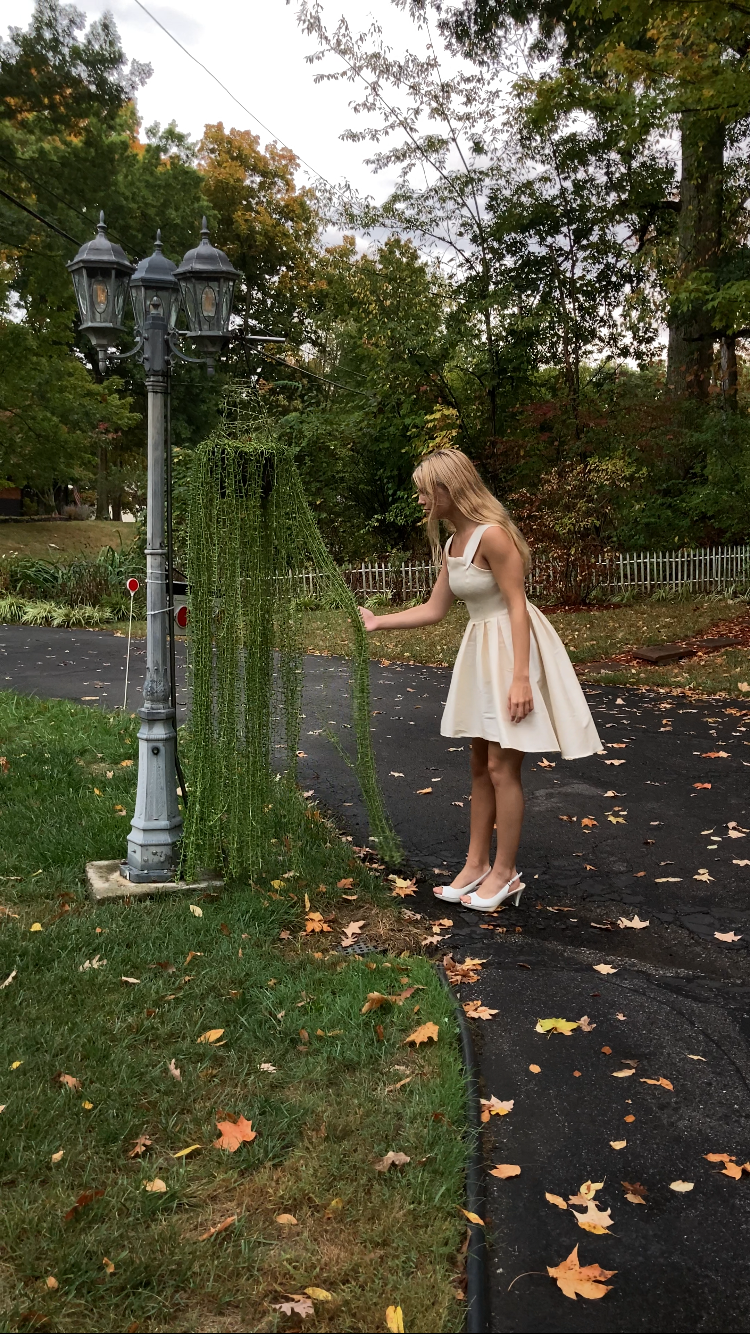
[72,269,88,321]
[201,284,217,320]
[92,278,109,314]
[221,281,234,327]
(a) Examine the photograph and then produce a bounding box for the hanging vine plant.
[181,394,400,881]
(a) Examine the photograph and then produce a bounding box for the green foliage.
[0,542,144,614]
[182,402,400,880]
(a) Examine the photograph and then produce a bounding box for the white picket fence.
[297,545,750,603]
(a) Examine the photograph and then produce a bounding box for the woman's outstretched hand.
[358,606,378,631]
[508,677,534,723]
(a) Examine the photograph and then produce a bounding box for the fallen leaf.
[538,758,555,768]
[670,1180,694,1192]
[389,771,404,778]
[173,1144,202,1158]
[622,1180,648,1199]
[624,1114,635,1123]
[102,1257,115,1275]
[536,1017,579,1034]
[304,911,333,934]
[694,869,715,883]
[260,1062,277,1072]
[581,817,598,828]
[618,916,650,929]
[385,1075,413,1093]
[168,1059,181,1081]
[693,783,712,789]
[386,1306,405,1333]
[702,751,730,758]
[610,1140,627,1149]
[10,1060,23,1070]
[1,968,17,988]
[463,1000,498,1020]
[529,1063,541,1073]
[374,1151,411,1172]
[127,1134,153,1158]
[199,1214,237,1240]
[641,1076,674,1090]
[417,787,433,794]
[612,1069,635,1078]
[578,1180,605,1199]
[213,1116,257,1151]
[189,904,203,917]
[305,1287,333,1301]
[63,1188,105,1220]
[78,954,106,971]
[51,1149,64,1163]
[547,1245,616,1301]
[655,877,682,882]
[615,1013,627,1021]
[46,1276,59,1290]
[82,1100,94,1109]
[490,1164,521,1178]
[568,1199,613,1233]
[56,1073,82,1092]
[687,1054,706,1061]
[272,1297,314,1317]
[593,964,618,974]
[143,1177,167,1192]
[546,1192,568,1209]
[120,976,140,985]
[578,1015,596,1032]
[715,930,743,942]
[733,860,750,867]
[604,759,626,765]
[276,1213,298,1225]
[340,920,365,948]
[480,1096,514,1120]
[459,1208,485,1225]
[403,1022,439,1046]
[197,1029,225,1045]
[442,954,487,985]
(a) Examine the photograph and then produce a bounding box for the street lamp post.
[67,213,255,883]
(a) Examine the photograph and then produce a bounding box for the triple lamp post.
[67,213,280,883]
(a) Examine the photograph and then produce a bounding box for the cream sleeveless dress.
[441,525,602,759]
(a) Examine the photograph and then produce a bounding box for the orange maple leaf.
[547,1245,616,1301]
[213,1116,257,1152]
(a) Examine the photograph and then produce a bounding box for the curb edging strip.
[437,962,488,1333]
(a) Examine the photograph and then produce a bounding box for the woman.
[359,449,601,911]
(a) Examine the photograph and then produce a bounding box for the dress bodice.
[445,525,507,621]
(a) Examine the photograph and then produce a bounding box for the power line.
[0,186,82,245]
[0,150,134,253]
[259,349,374,398]
[131,0,333,188]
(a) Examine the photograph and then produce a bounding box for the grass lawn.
[0,694,467,1333]
[298,599,750,697]
[0,520,137,560]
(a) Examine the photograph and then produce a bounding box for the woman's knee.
[487,746,523,787]
[470,740,489,779]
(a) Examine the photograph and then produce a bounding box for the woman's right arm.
[359,559,454,631]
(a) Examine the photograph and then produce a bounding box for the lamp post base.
[86,859,222,903]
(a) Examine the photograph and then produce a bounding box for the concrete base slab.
[86,859,222,903]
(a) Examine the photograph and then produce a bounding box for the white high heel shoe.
[433,868,491,904]
[460,871,525,912]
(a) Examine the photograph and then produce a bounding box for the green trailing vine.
[181,395,400,880]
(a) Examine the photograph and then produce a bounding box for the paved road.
[4,623,750,1329]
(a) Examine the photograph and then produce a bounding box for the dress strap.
[462,524,491,567]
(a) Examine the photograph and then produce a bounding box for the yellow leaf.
[669,1180,694,1192]
[46,1275,59,1290]
[30,922,43,932]
[102,1257,115,1274]
[546,1192,568,1210]
[143,1177,167,1192]
[609,1140,627,1150]
[82,1100,94,1109]
[305,1287,333,1301]
[189,904,203,917]
[275,1213,298,1225]
[10,1060,23,1070]
[386,1306,405,1333]
[172,1144,202,1158]
[612,1069,635,1077]
[197,1029,224,1044]
[458,1207,485,1225]
[271,879,285,889]
[490,1164,521,1178]
[403,1021,439,1046]
[593,964,618,974]
[579,1180,604,1199]
[536,1017,579,1034]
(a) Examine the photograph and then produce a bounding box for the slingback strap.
[462,523,491,567]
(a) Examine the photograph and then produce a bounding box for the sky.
[9,0,421,200]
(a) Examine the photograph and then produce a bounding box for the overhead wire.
[131,0,333,187]
[0,185,82,245]
[0,150,134,252]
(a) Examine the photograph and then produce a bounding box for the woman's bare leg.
[462,744,524,902]
[434,738,494,894]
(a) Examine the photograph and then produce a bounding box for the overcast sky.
[9,0,421,200]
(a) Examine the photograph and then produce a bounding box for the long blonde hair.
[413,449,531,572]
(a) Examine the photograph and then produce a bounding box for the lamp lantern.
[67,211,134,371]
[129,230,181,336]
[174,217,239,362]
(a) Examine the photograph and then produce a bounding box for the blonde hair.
[413,449,530,572]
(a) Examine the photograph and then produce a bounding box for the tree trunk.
[720,335,738,410]
[666,113,724,400]
[110,489,123,521]
[96,443,109,520]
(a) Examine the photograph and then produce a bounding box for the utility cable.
[0,150,134,253]
[0,185,82,245]
[258,349,375,398]
[131,0,333,187]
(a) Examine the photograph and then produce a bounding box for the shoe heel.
[510,884,525,907]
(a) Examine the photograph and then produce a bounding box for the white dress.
[440,525,602,760]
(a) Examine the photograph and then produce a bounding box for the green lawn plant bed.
[0,694,467,1333]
